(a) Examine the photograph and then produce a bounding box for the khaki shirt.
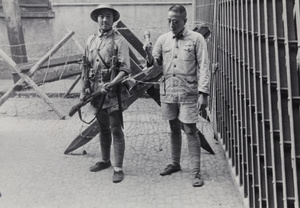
[152,28,210,103]
[82,29,131,108]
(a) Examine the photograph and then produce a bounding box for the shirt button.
[174,64,176,67]
[174,55,177,58]
[173,73,176,76]
[96,59,99,62]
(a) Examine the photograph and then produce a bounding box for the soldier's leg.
[179,103,203,187]
[182,122,203,187]
[109,110,125,183]
[97,109,112,162]
[182,123,200,173]
[90,109,112,172]
[160,103,182,176]
[169,118,182,167]
[109,110,125,169]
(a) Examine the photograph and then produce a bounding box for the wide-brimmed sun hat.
[90,4,120,22]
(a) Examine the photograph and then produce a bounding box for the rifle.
[69,66,155,120]
[72,42,119,123]
[69,77,124,118]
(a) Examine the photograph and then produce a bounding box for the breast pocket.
[162,48,172,62]
[182,47,195,61]
[87,46,97,64]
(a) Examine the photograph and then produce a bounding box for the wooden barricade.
[0,31,76,119]
[65,21,215,155]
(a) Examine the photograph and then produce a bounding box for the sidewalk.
[0,79,246,208]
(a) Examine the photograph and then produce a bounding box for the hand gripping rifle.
[69,77,125,124]
[71,41,120,124]
[69,67,154,123]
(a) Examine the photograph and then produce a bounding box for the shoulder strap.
[97,50,110,69]
[96,33,117,70]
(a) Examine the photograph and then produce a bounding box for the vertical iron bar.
[250,0,264,207]
[258,0,270,206]
[282,0,300,207]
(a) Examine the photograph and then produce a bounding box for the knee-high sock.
[183,123,201,173]
[110,110,125,168]
[97,110,112,162]
[169,118,182,166]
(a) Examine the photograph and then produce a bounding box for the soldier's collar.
[98,29,113,37]
[172,28,187,39]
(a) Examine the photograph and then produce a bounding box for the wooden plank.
[129,48,143,70]
[0,30,75,120]
[63,74,81,98]
[62,31,84,97]
[116,21,147,59]
[16,54,82,73]
[33,69,81,85]
[129,50,143,75]
[0,48,65,119]
[27,31,75,77]
[0,30,74,107]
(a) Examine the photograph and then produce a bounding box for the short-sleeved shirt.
[83,29,131,109]
[152,28,210,104]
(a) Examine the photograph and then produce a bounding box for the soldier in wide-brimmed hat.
[80,4,131,183]
[90,4,120,23]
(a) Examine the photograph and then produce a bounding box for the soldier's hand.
[143,43,154,66]
[84,88,91,95]
[80,88,90,101]
[79,92,85,102]
[197,93,208,113]
[100,83,111,94]
[143,42,153,56]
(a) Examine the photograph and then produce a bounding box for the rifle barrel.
[69,102,84,117]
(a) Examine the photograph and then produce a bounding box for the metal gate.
[193,0,300,207]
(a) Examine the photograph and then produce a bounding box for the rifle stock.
[69,102,85,117]
[69,74,129,117]
[69,66,155,118]
[69,89,104,117]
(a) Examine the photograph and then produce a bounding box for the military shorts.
[161,102,199,124]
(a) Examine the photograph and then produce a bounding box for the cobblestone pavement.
[0,94,246,208]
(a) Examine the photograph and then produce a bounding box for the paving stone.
[0,96,246,208]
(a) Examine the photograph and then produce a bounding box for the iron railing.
[193,0,300,207]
